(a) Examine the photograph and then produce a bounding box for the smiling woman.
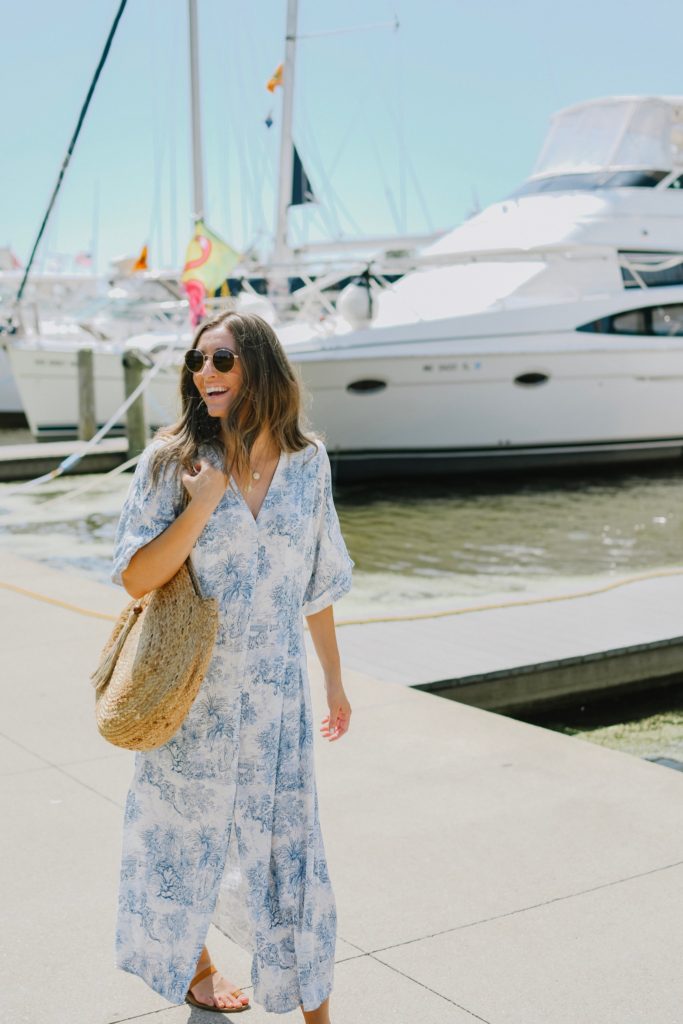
[109,310,355,1020]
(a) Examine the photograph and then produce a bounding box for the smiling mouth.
[205,388,229,398]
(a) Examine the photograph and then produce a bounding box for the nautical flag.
[182,220,240,325]
[266,63,283,93]
[132,244,148,272]
[291,145,316,206]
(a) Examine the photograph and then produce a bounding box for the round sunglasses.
[184,347,240,375]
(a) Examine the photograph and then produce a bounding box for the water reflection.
[336,465,683,581]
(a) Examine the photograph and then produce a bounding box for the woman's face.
[192,324,243,418]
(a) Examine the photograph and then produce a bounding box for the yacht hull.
[9,331,683,478]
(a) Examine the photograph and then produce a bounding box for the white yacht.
[9,95,683,479]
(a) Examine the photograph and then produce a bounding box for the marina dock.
[335,569,683,716]
[0,437,128,481]
[2,550,683,1023]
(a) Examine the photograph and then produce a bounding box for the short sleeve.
[301,443,354,616]
[111,439,183,587]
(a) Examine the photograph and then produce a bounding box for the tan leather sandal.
[185,961,251,1013]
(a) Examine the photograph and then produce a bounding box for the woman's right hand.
[181,458,228,509]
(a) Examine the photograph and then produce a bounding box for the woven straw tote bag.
[91,560,218,751]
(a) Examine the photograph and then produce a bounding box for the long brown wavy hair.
[150,310,318,488]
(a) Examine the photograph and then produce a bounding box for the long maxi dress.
[111,436,354,1013]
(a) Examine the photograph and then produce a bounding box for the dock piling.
[122,350,150,459]
[77,348,96,441]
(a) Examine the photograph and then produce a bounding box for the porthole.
[514,372,549,386]
[346,379,387,394]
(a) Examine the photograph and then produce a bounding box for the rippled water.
[1,461,683,611]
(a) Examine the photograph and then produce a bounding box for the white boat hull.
[0,347,25,419]
[9,327,683,479]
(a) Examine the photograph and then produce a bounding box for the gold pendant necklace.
[245,468,261,494]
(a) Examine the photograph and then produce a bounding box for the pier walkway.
[0,438,129,481]
[336,568,683,714]
[2,551,683,1023]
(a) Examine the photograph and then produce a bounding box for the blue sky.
[3,0,683,272]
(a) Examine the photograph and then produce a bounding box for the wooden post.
[122,350,149,459]
[77,348,97,441]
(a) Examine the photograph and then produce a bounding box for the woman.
[111,310,354,1020]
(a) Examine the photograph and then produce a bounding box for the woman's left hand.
[321,682,351,742]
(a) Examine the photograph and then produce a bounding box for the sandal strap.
[189,963,217,987]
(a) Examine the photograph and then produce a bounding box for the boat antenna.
[14,0,129,307]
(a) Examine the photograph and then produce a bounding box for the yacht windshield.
[510,170,668,197]
[532,99,674,177]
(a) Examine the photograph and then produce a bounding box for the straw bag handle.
[185,557,205,599]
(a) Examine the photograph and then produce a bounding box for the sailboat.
[4,0,436,440]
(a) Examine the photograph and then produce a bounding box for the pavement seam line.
[102,946,374,1019]
[0,728,126,810]
[367,855,683,956]
[366,953,494,1022]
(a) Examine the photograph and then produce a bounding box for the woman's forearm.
[121,497,217,598]
[305,604,342,686]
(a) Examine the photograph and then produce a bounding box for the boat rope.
[333,565,683,627]
[15,0,129,305]
[3,564,683,631]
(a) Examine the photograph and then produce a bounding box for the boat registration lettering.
[422,361,483,372]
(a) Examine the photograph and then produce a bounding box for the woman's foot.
[188,947,250,1011]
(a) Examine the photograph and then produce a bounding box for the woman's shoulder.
[299,435,328,463]
[132,435,184,492]
[135,435,173,470]
[293,436,330,481]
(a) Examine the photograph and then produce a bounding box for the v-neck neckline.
[231,449,285,524]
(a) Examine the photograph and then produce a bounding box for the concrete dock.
[2,550,683,1023]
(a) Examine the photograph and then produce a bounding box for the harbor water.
[2,430,683,766]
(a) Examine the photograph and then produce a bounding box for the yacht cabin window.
[578,304,683,336]
[620,252,683,289]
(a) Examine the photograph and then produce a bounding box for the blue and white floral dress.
[111,436,354,1013]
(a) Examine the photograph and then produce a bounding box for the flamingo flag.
[182,221,240,325]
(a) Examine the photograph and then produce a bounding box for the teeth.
[207,388,227,395]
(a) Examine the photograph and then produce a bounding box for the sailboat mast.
[188,0,205,223]
[273,0,298,268]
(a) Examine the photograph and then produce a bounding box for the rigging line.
[371,135,402,234]
[240,14,271,238]
[297,105,363,237]
[15,0,130,305]
[231,34,256,246]
[296,115,344,239]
